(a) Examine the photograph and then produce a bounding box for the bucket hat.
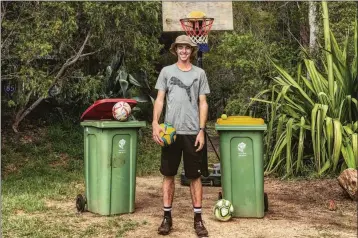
[169,35,198,56]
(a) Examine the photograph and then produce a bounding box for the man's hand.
[194,130,205,152]
[152,122,164,146]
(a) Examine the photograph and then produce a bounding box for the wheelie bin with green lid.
[215,116,267,218]
[76,99,146,215]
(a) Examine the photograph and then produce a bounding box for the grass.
[1,119,222,237]
[1,120,152,237]
[3,213,142,238]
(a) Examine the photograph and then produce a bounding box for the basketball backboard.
[162,1,234,32]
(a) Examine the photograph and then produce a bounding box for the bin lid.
[215,116,267,131]
[80,98,137,121]
[80,120,146,128]
[217,116,265,125]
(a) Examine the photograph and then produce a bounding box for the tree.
[309,1,318,55]
[1,2,162,132]
[204,2,301,118]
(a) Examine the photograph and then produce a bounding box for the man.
[152,35,210,237]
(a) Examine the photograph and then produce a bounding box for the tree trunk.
[309,1,318,55]
[12,108,25,133]
[12,96,45,132]
[297,2,309,48]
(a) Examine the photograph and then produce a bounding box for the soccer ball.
[213,199,234,221]
[112,101,131,121]
[159,123,177,147]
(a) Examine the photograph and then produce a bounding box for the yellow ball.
[187,11,207,19]
[221,114,228,120]
[159,123,177,147]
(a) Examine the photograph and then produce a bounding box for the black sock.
[163,206,172,218]
[193,207,202,222]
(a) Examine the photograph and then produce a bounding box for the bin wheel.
[76,194,87,213]
[264,192,268,212]
[218,191,222,200]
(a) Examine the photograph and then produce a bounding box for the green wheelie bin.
[215,116,267,218]
[77,99,146,216]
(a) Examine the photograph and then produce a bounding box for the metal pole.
[197,49,209,177]
[197,50,203,68]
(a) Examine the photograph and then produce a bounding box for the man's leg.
[158,176,175,235]
[190,177,202,208]
[183,135,208,237]
[190,178,208,237]
[163,175,175,210]
[158,136,182,236]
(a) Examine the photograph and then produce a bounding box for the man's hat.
[169,35,198,56]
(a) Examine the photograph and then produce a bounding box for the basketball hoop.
[180,11,214,53]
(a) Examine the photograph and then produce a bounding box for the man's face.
[176,44,193,61]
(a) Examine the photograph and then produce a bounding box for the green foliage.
[321,2,357,55]
[252,3,358,177]
[204,2,301,118]
[46,121,83,159]
[1,1,162,122]
[2,1,356,128]
[99,54,154,103]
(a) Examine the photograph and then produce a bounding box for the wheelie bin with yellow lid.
[215,116,267,218]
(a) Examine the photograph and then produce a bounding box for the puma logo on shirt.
[169,77,198,102]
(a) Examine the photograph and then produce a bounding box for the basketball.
[159,123,177,147]
[112,101,131,121]
[213,199,234,221]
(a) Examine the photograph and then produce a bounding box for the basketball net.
[180,17,214,52]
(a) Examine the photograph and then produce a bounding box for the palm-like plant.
[101,53,153,103]
[251,1,358,177]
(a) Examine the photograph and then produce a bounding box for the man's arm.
[152,90,166,145]
[195,94,208,152]
[199,94,208,129]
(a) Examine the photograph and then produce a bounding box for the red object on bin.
[80,98,137,121]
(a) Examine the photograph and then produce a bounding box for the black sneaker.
[194,220,208,237]
[158,216,172,235]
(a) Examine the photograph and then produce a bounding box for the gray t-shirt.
[155,63,210,135]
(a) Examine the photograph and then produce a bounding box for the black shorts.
[160,134,203,179]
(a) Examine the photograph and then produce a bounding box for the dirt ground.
[6,129,356,237]
[119,133,357,238]
[118,176,357,238]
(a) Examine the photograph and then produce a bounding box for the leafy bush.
[252,2,358,177]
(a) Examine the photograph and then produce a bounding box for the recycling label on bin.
[112,135,130,168]
[233,138,253,158]
[118,139,126,153]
